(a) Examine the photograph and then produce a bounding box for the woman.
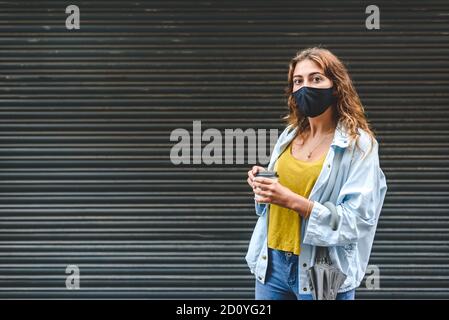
[245,47,387,300]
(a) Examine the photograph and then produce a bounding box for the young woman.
[246,47,387,300]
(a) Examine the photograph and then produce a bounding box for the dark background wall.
[0,0,448,299]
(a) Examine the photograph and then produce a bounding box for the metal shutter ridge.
[0,0,448,299]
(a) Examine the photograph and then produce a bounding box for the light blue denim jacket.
[245,120,388,293]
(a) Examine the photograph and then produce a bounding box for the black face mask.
[292,86,336,118]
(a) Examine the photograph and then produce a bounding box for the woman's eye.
[313,77,322,83]
[293,79,302,85]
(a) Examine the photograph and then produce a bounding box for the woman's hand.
[247,165,266,189]
[253,176,297,209]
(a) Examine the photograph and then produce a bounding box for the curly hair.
[283,47,376,156]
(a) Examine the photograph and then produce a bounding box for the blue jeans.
[255,248,355,300]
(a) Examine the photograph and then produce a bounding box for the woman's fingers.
[247,177,255,188]
[253,177,275,186]
[247,166,266,188]
[254,188,272,198]
[251,166,265,175]
[248,166,269,193]
[255,197,270,203]
[248,169,255,181]
[251,166,259,175]
[254,187,272,204]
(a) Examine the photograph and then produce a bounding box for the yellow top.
[268,141,327,255]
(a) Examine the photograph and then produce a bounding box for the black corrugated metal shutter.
[0,0,448,299]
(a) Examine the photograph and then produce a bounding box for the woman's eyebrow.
[293,72,324,78]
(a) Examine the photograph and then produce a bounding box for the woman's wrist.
[288,192,313,218]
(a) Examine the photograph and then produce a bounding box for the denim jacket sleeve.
[303,135,388,246]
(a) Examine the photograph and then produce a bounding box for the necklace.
[296,130,334,159]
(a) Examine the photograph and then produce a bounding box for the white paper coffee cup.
[254,171,278,204]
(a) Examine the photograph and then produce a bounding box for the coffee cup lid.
[255,171,278,178]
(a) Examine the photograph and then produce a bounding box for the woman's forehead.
[293,59,323,77]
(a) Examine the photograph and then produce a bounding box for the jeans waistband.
[269,247,299,260]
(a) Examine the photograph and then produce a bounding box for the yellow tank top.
[268,141,327,255]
